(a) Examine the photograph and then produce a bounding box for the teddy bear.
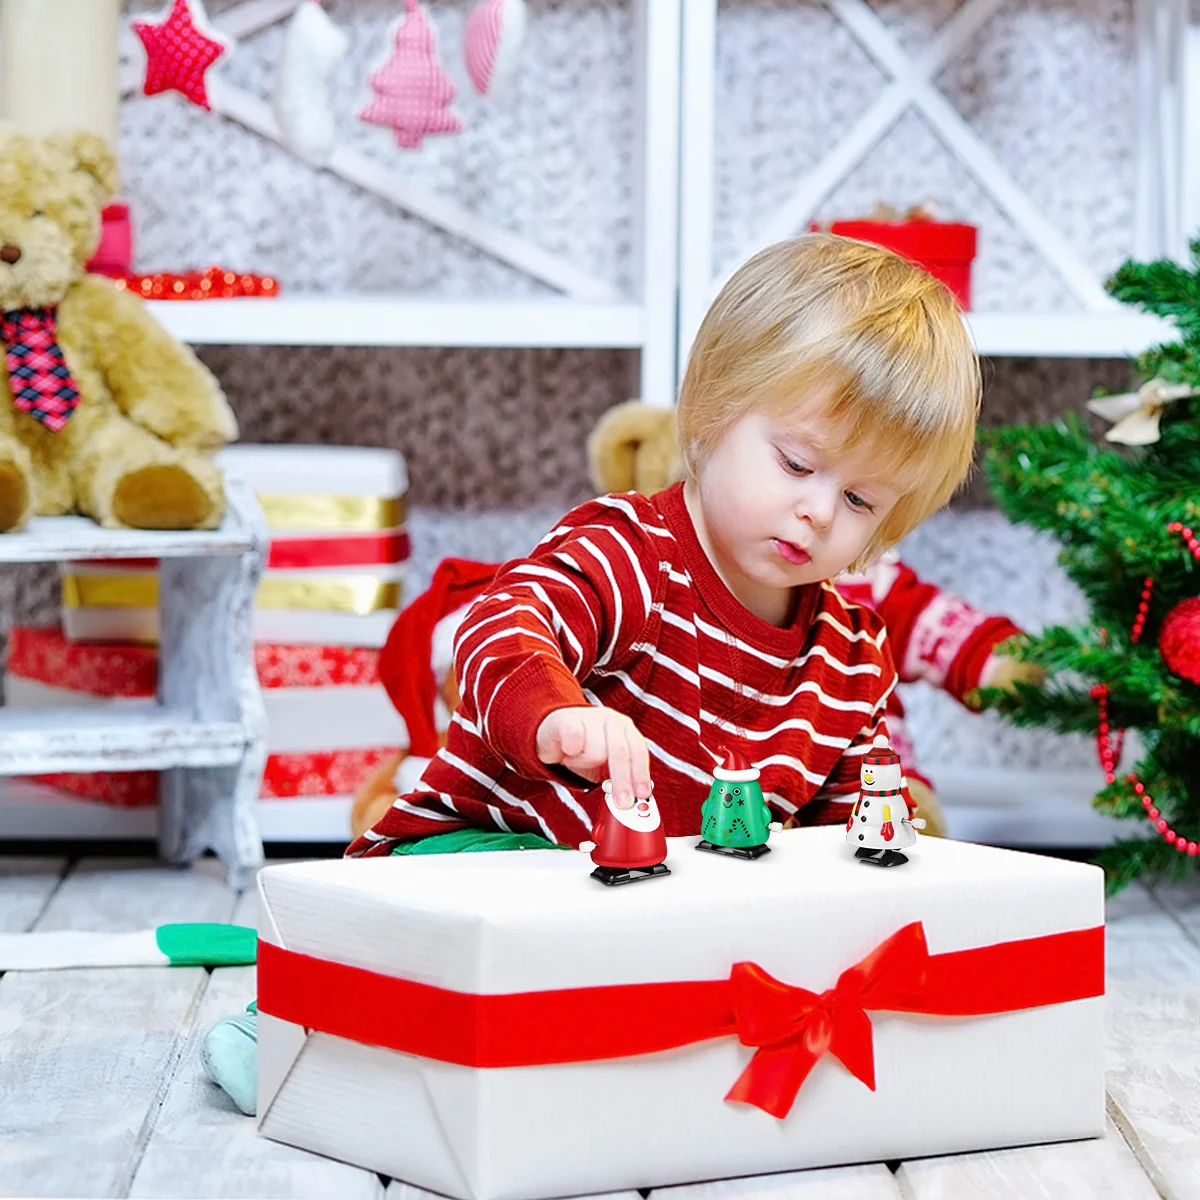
[0,127,236,533]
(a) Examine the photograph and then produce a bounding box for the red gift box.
[817,219,977,309]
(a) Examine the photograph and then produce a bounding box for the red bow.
[725,923,933,1117]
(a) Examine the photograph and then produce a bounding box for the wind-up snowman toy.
[846,734,926,867]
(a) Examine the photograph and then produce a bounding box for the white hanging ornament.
[272,0,349,165]
[463,0,527,97]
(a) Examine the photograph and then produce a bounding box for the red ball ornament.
[1158,597,1200,683]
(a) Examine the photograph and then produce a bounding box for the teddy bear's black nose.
[0,244,21,264]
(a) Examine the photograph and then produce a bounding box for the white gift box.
[61,445,409,648]
[256,827,1105,1200]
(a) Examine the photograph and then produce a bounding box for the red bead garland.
[1093,520,1200,851]
[113,266,279,301]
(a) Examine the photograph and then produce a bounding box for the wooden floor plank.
[895,1116,1159,1199]
[1106,981,1200,1200]
[1105,883,1200,990]
[652,1162,902,1198]
[0,858,67,934]
[0,857,241,1197]
[132,888,384,1199]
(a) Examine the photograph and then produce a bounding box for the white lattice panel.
[118,0,637,296]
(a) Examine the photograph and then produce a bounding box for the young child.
[202,233,980,1112]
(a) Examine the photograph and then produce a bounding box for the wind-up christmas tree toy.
[846,734,925,867]
[697,746,773,859]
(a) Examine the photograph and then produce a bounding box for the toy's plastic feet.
[591,863,670,886]
[696,840,771,860]
[200,1005,258,1115]
[855,847,908,867]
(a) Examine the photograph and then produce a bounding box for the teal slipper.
[201,1005,259,1116]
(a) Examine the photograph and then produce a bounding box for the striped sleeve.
[452,495,663,780]
[812,624,898,800]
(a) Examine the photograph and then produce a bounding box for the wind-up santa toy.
[697,745,774,859]
[846,734,926,867]
[581,780,669,886]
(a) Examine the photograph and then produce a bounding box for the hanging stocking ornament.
[273,0,349,166]
[359,0,462,150]
[132,0,231,112]
[464,0,527,97]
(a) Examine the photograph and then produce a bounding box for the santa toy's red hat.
[710,744,759,782]
[377,557,498,757]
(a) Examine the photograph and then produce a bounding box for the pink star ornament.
[133,0,232,111]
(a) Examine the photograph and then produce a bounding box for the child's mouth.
[773,538,811,565]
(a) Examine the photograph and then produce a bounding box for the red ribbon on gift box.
[258,919,1104,1119]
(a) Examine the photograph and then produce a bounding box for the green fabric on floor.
[155,923,257,966]
[389,828,565,855]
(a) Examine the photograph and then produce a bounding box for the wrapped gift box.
[256,827,1105,1200]
[814,219,977,308]
[61,445,409,648]
[5,627,404,808]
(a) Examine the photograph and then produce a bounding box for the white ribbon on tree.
[1087,378,1199,445]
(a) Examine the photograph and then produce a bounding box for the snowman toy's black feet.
[855,847,908,867]
[590,863,670,886]
[696,840,772,860]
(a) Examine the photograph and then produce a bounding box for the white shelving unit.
[119,0,684,405]
[0,478,270,887]
[674,0,1193,389]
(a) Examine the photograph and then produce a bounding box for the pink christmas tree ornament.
[358,0,462,150]
[463,0,527,97]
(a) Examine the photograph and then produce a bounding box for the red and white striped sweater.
[346,483,897,857]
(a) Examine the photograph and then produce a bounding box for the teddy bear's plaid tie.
[1,307,81,432]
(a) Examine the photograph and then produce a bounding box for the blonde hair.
[676,233,981,569]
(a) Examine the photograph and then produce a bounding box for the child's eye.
[778,451,810,476]
[846,490,875,513]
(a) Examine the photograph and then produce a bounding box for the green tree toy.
[697,745,774,859]
[978,243,1200,895]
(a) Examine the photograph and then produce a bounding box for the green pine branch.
[1107,247,1200,341]
[1094,834,1199,896]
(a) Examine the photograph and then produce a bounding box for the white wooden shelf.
[0,511,256,563]
[0,704,246,774]
[0,477,270,887]
[0,779,351,844]
[148,297,1180,359]
[146,296,647,350]
[966,311,1180,358]
[0,767,1129,849]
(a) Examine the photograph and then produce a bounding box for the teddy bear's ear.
[587,399,680,495]
[46,130,120,203]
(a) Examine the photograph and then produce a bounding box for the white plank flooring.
[1,857,1197,1200]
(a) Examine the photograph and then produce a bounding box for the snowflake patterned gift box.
[4,627,404,808]
[60,445,409,649]
[255,827,1105,1200]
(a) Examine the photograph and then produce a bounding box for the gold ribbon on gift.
[258,493,407,533]
[1086,378,1199,445]
[63,574,402,615]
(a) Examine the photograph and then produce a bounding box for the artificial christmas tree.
[979,243,1200,894]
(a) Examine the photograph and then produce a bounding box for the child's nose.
[796,482,836,530]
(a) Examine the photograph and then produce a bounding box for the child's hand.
[536,707,652,809]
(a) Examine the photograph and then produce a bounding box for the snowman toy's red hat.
[711,744,759,782]
[862,734,901,766]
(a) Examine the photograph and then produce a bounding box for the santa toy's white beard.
[606,794,662,832]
